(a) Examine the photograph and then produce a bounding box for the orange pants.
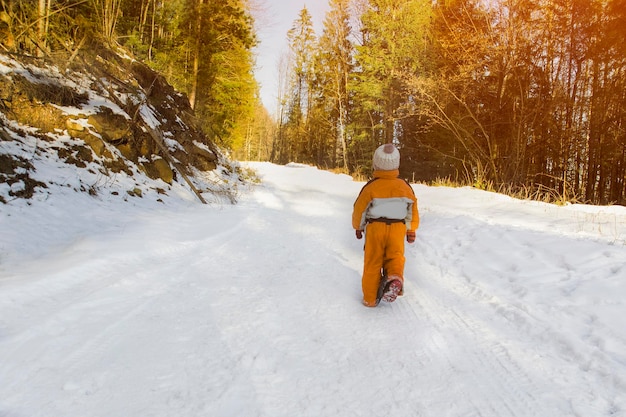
[362,222,406,304]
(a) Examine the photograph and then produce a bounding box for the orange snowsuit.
[352,169,419,305]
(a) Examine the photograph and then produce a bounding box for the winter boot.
[382,278,402,303]
[375,270,388,305]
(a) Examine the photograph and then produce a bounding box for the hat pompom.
[373,144,400,171]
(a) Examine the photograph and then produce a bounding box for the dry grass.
[13,74,89,107]
[424,176,580,206]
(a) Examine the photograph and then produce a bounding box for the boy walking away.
[352,144,419,307]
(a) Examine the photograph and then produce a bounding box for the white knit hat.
[372,144,400,170]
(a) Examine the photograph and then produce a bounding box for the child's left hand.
[406,230,415,243]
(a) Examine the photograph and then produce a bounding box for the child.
[352,143,419,307]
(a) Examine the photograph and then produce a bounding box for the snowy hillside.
[0,52,239,207]
[1,162,626,417]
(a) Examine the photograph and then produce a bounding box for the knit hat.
[372,144,400,171]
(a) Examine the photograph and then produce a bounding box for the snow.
[1,162,626,417]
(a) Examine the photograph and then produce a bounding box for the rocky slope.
[0,44,244,205]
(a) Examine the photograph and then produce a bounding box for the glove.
[356,230,363,240]
[406,230,415,243]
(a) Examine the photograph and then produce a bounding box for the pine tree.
[316,0,354,171]
[278,6,317,164]
[353,0,432,155]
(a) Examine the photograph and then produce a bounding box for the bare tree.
[91,0,122,43]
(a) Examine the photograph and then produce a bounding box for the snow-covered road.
[1,162,625,416]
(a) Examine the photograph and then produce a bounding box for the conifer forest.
[2,0,626,205]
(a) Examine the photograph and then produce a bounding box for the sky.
[252,1,331,112]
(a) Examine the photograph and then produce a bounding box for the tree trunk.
[189,0,205,110]
[37,0,48,56]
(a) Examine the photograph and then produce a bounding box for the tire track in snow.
[49,215,254,415]
[407,209,626,416]
[396,242,548,417]
[0,209,248,413]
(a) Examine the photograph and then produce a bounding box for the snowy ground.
[1,162,626,417]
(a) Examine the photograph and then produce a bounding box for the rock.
[152,157,173,184]
[141,157,173,184]
[87,107,131,143]
[127,187,143,197]
[192,144,217,171]
[66,118,85,132]
[82,134,106,157]
[117,143,137,161]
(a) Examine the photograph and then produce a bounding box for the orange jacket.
[352,170,419,231]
